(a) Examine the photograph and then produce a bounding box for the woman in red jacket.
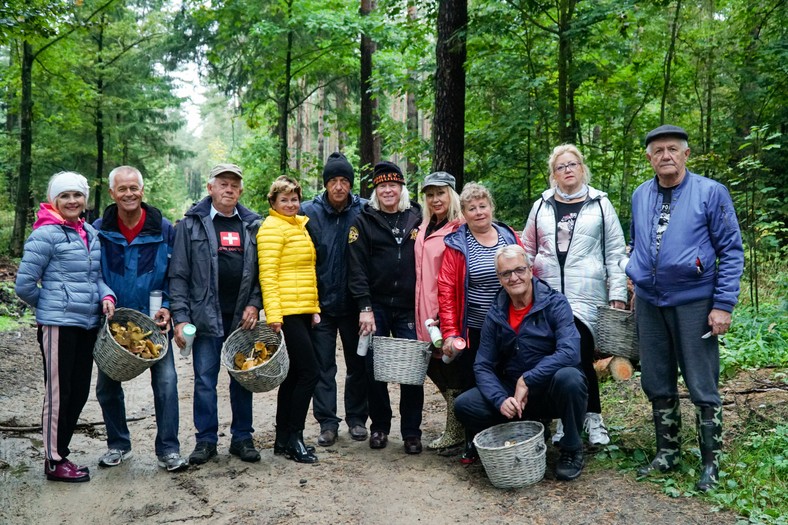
[437,183,522,463]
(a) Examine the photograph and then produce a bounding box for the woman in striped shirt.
[437,183,522,463]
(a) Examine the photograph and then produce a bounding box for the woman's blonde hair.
[422,186,462,224]
[370,184,412,212]
[267,175,302,206]
[459,183,495,216]
[547,144,591,189]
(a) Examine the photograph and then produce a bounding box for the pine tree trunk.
[359,0,378,198]
[432,0,467,188]
[11,40,34,257]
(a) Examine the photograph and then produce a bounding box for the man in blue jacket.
[627,125,744,492]
[169,163,263,465]
[300,152,369,447]
[454,245,588,481]
[94,166,187,472]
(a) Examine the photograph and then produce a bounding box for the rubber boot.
[286,430,319,464]
[695,405,722,492]
[428,389,464,450]
[637,397,681,476]
[275,426,314,455]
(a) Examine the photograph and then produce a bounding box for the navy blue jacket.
[94,202,174,313]
[474,278,581,410]
[626,170,744,311]
[300,192,367,315]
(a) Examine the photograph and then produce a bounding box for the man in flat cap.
[300,152,370,447]
[169,163,263,465]
[626,125,743,491]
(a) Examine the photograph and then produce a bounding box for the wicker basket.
[220,325,289,393]
[474,421,546,489]
[93,308,169,382]
[596,306,639,359]
[372,336,431,385]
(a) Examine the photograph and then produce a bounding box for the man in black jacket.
[301,153,369,447]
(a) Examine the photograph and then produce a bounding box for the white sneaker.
[98,448,132,467]
[584,412,611,445]
[552,420,564,445]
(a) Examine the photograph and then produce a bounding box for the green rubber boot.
[638,397,682,476]
[696,405,723,492]
[428,389,464,450]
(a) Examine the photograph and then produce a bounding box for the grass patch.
[0,311,33,331]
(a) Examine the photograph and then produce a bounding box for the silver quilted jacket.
[522,186,627,341]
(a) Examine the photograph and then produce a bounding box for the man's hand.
[240,306,259,330]
[708,308,732,336]
[514,376,529,410]
[153,307,171,333]
[500,396,523,419]
[174,322,188,348]
[359,311,375,336]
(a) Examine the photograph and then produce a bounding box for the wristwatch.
[360,306,373,312]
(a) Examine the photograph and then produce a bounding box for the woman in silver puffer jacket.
[522,144,627,446]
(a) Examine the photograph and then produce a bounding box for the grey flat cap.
[645,125,689,147]
[210,163,243,179]
[422,171,456,191]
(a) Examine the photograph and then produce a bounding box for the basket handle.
[515,441,546,464]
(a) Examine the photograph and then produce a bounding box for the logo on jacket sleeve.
[410,228,418,240]
[348,226,359,244]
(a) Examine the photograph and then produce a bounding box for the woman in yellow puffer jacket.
[258,175,321,463]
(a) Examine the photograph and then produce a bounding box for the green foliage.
[711,425,788,524]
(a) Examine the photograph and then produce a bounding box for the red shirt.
[508,301,533,331]
[118,208,146,244]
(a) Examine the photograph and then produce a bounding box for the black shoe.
[459,442,479,465]
[404,436,423,455]
[369,431,388,449]
[229,438,261,463]
[555,448,584,481]
[189,442,218,465]
[317,429,338,447]
[349,424,368,441]
[286,431,318,464]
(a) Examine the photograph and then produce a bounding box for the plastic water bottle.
[442,337,466,364]
[425,319,443,348]
[357,332,372,357]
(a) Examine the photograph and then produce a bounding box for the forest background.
[0,1,786,522]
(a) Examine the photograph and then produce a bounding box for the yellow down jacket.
[257,209,319,324]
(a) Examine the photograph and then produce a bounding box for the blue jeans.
[366,305,423,439]
[455,367,587,451]
[311,312,368,432]
[192,334,254,443]
[96,334,181,456]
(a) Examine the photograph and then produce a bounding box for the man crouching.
[454,244,588,481]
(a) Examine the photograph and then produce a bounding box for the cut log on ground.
[594,356,613,380]
[609,356,634,381]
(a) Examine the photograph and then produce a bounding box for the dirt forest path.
[0,326,738,525]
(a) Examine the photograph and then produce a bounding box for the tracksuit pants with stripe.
[37,325,98,462]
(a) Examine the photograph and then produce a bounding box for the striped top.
[465,229,507,329]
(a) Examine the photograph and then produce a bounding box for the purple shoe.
[45,459,90,483]
[63,459,90,474]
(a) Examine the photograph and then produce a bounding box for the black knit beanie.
[322,152,355,187]
[372,161,405,187]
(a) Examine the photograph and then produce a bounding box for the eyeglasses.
[498,266,529,281]
[554,161,580,174]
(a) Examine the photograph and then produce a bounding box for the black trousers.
[575,318,601,413]
[277,314,319,433]
[38,325,98,462]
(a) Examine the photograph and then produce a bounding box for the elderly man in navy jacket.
[454,244,587,481]
[627,125,744,492]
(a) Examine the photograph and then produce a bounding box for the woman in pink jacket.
[414,172,464,450]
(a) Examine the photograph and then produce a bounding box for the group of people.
[16,124,743,492]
